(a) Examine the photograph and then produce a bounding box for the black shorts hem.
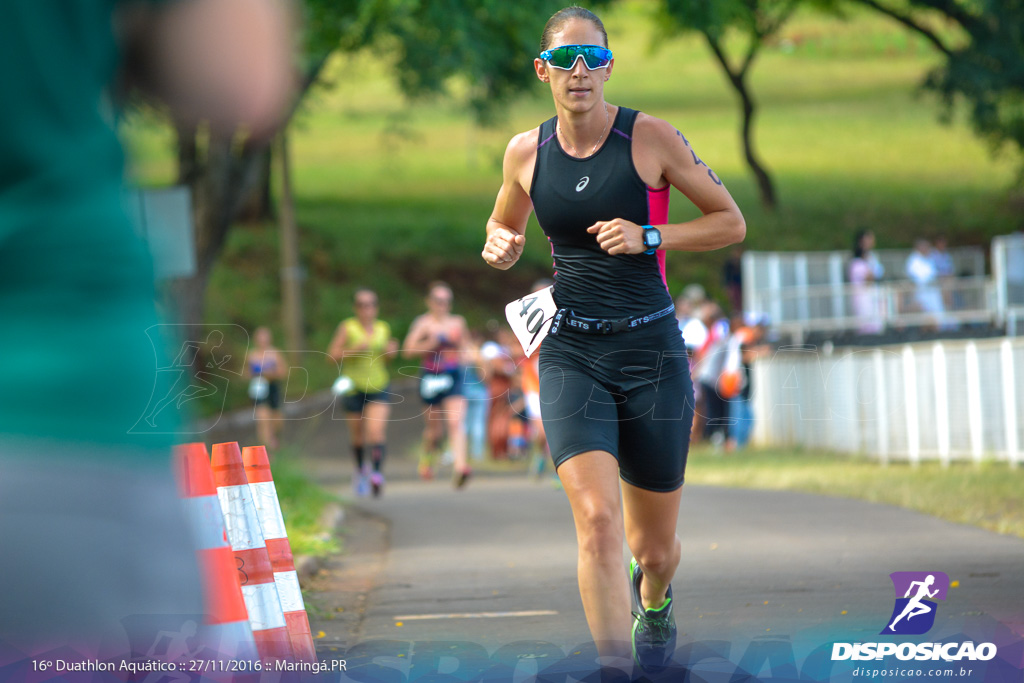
[552,445,618,471]
[341,389,392,415]
[618,472,685,493]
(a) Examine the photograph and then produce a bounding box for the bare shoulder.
[633,112,688,151]
[505,127,541,167]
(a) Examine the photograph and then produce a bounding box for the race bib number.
[420,373,455,400]
[505,286,557,358]
[248,376,269,401]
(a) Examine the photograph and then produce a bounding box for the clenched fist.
[482,225,526,270]
[586,218,646,255]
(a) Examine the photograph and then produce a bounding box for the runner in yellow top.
[328,288,398,497]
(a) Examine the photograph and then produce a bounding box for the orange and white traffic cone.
[173,443,259,661]
[211,441,293,661]
[242,445,317,662]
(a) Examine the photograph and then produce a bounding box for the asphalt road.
[233,384,1024,680]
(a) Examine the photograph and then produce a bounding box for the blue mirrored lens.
[540,45,612,70]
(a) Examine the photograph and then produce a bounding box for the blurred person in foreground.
[0,0,293,653]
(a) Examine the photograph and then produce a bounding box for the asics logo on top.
[881,571,950,635]
[576,176,590,192]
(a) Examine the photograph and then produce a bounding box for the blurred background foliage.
[121,0,1024,412]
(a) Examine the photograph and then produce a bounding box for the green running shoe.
[629,556,676,673]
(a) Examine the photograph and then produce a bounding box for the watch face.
[645,228,662,248]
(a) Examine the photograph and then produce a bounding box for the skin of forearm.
[655,209,745,253]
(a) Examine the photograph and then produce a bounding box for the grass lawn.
[271,448,341,558]
[687,446,1024,539]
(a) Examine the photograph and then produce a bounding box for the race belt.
[550,304,676,336]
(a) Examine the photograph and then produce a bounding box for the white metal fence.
[739,243,1024,339]
[992,233,1024,334]
[750,337,1023,465]
[741,248,986,308]
[747,276,995,340]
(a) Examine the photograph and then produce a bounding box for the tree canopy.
[656,0,806,209]
[852,0,1024,178]
[303,0,609,123]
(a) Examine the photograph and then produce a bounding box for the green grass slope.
[122,3,1021,366]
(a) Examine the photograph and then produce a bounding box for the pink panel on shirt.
[647,185,671,291]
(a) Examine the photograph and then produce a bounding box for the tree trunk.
[164,131,273,337]
[165,55,331,335]
[737,74,777,210]
[236,148,274,223]
[705,35,778,211]
[276,131,305,353]
[175,120,199,186]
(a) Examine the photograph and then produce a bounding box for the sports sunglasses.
[539,44,613,70]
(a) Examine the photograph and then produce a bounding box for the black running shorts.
[341,388,392,415]
[537,315,695,492]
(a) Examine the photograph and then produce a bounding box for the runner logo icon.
[881,571,950,636]
[576,176,590,192]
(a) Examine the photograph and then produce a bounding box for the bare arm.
[402,316,436,359]
[266,349,287,380]
[588,114,745,255]
[453,316,471,354]
[327,323,349,362]
[482,131,537,270]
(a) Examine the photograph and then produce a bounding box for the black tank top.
[530,106,671,319]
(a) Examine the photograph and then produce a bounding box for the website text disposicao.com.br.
[851,665,979,678]
[836,641,997,679]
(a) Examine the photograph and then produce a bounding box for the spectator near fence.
[462,329,491,463]
[849,229,884,334]
[482,326,517,460]
[694,303,731,447]
[722,246,744,314]
[930,235,958,312]
[906,239,955,330]
[725,314,771,452]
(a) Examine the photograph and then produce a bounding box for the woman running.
[328,288,398,497]
[481,7,745,675]
[246,326,285,450]
[402,281,473,487]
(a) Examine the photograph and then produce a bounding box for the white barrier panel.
[751,338,1022,466]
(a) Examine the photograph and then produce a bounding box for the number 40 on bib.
[505,285,557,358]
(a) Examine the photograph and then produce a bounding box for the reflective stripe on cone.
[211,441,292,661]
[173,443,257,660]
[243,445,317,662]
